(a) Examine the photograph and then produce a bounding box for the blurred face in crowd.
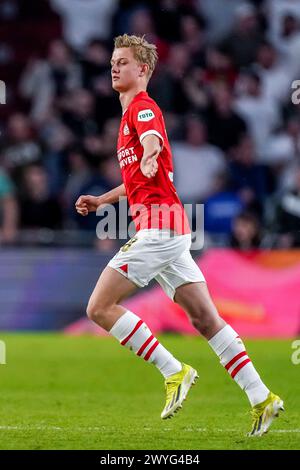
[211,83,232,114]
[186,118,207,147]
[130,9,154,36]
[48,39,70,66]
[102,118,120,154]
[295,168,300,192]
[282,15,299,38]
[8,113,32,142]
[287,118,300,138]
[245,75,261,97]
[167,43,191,73]
[236,12,257,33]
[206,48,231,71]
[181,15,202,40]
[232,215,259,245]
[111,47,149,93]
[103,118,119,143]
[238,73,261,97]
[86,42,110,65]
[235,136,255,165]
[23,165,49,200]
[180,15,205,54]
[71,89,94,117]
[257,44,276,69]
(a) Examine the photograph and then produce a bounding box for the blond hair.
[114,34,158,79]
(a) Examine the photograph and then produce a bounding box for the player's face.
[111,47,144,92]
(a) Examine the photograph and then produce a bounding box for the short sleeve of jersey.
[130,100,165,147]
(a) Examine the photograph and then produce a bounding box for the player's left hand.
[140,149,159,178]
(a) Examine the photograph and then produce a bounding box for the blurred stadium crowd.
[0,0,300,250]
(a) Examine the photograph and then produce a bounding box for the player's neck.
[119,86,147,114]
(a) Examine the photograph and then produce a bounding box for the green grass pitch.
[0,333,299,450]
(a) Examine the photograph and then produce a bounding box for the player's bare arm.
[140,134,161,178]
[75,183,126,216]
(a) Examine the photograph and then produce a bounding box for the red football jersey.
[117,91,190,234]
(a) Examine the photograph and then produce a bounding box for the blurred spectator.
[63,145,92,224]
[93,74,120,131]
[273,166,300,248]
[128,8,169,62]
[37,114,74,195]
[1,113,42,185]
[19,165,63,229]
[180,12,207,66]
[50,0,118,52]
[182,67,209,114]
[0,169,18,244]
[267,0,300,43]
[112,0,152,38]
[204,171,244,239]
[262,116,300,191]
[61,88,100,139]
[198,0,241,42]
[234,69,280,158]
[205,82,247,152]
[152,0,204,43]
[72,166,112,231]
[161,112,182,141]
[229,135,274,214]
[80,39,111,91]
[20,39,81,124]
[271,13,300,73]
[0,0,19,21]
[203,46,237,88]
[82,135,104,169]
[2,0,300,249]
[39,114,74,154]
[172,116,225,203]
[99,118,122,160]
[230,211,262,249]
[221,3,264,67]
[255,40,296,104]
[150,43,191,114]
[101,156,123,188]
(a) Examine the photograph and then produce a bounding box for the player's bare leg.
[174,281,284,435]
[87,266,138,331]
[87,266,197,418]
[174,282,226,339]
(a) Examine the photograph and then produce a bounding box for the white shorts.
[107,229,206,300]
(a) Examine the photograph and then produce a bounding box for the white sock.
[208,325,269,406]
[110,310,182,378]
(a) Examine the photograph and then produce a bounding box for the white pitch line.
[271,429,300,433]
[0,426,299,434]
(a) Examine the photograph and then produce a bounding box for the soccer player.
[75,34,283,436]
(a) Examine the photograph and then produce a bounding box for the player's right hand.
[75,195,100,216]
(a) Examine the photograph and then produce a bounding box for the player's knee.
[197,320,214,338]
[189,309,217,338]
[191,316,210,336]
[86,300,108,325]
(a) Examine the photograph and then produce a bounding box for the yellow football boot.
[161,363,199,419]
[249,392,284,436]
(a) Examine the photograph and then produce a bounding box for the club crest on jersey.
[123,123,130,135]
[137,109,155,122]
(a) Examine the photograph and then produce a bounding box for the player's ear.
[139,63,149,77]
